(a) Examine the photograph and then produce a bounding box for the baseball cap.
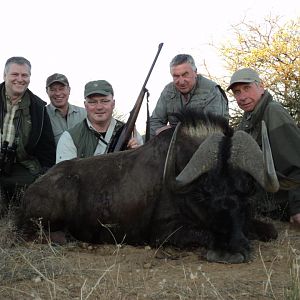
[84,80,114,98]
[227,68,261,91]
[46,73,69,88]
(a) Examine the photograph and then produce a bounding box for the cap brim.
[84,89,111,97]
[226,79,254,91]
[47,80,68,88]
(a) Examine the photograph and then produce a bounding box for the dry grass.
[284,243,300,299]
[0,210,299,299]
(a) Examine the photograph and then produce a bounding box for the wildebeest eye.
[233,173,257,196]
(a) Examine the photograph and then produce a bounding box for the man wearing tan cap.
[56,80,143,163]
[46,73,86,144]
[228,67,300,225]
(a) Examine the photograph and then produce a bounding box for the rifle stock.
[108,43,163,152]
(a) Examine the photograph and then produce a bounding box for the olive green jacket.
[239,91,300,215]
[149,75,229,137]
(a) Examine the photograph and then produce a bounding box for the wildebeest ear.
[163,122,181,189]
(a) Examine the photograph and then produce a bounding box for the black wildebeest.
[17,110,281,263]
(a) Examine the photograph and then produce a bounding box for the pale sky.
[1,0,299,132]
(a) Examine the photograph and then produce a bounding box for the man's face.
[170,63,197,94]
[231,82,265,112]
[47,82,70,109]
[84,94,115,126]
[4,63,30,99]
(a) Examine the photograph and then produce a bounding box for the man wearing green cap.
[56,80,143,162]
[227,67,300,225]
[46,73,86,145]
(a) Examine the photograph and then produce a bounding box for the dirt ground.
[0,218,299,300]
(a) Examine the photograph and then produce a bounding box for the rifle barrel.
[109,43,164,152]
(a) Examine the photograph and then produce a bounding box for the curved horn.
[163,123,223,191]
[175,133,223,188]
[261,121,280,191]
[229,122,279,193]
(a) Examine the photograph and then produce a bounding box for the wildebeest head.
[161,110,279,263]
[163,113,279,193]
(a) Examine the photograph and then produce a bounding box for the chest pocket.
[190,91,223,115]
[165,90,218,125]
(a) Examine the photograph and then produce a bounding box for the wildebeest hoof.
[207,250,245,264]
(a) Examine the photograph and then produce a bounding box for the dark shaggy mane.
[216,134,232,176]
[171,108,233,137]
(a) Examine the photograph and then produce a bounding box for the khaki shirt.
[47,103,86,144]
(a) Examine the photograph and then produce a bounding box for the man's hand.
[127,137,141,149]
[290,213,300,225]
[155,125,171,135]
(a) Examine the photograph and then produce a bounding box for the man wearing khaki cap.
[228,67,300,225]
[56,80,143,162]
[46,73,86,144]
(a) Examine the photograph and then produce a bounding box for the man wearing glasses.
[56,80,142,163]
[149,54,229,137]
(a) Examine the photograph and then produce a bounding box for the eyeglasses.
[86,99,112,106]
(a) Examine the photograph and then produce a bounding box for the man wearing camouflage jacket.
[150,54,229,137]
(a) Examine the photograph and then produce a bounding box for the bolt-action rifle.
[107,43,163,152]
